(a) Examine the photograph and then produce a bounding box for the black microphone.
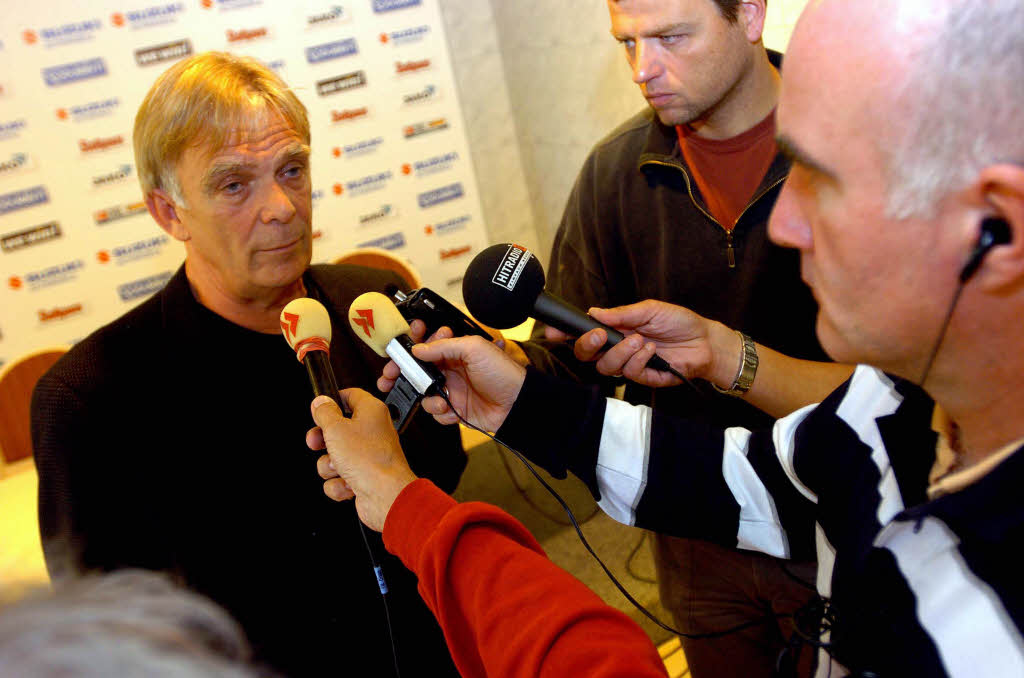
[462,243,681,377]
[280,297,353,417]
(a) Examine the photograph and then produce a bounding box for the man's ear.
[146,188,190,242]
[738,1,767,44]
[971,164,1024,292]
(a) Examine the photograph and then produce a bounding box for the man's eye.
[223,181,243,194]
[283,165,305,179]
[660,34,684,44]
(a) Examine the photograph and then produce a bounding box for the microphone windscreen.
[349,292,411,357]
[462,243,545,329]
[281,297,333,351]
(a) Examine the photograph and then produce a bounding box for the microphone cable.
[353,511,402,678]
[438,388,790,643]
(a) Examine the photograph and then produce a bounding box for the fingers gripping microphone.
[349,292,446,433]
[280,297,353,417]
[462,244,680,377]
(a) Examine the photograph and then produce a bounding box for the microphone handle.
[533,291,675,374]
[303,349,353,417]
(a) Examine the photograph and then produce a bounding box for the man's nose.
[632,40,661,85]
[768,181,813,250]
[260,180,297,224]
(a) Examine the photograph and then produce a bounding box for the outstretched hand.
[546,300,738,388]
[306,389,417,532]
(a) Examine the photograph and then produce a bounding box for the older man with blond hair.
[31,52,465,677]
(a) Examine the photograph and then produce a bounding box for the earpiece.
[958,216,1012,283]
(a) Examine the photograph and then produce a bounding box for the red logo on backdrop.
[56,109,69,121]
[227,28,268,42]
[39,304,83,323]
[331,108,368,123]
[396,59,430,74]
[424,225,434,235]
[22,30,38,45]
[332,147,342,158]
[379,33,388,44]
[201,0,213,8]
[9,276,24,290]
[351,309,374,337]
[97,250,111,263]
[332,183,344,196]
[440,245,472,261]
[312,229,323,240]
[401,164,412,175]
[80,135,124,153]
[112,13,125,27]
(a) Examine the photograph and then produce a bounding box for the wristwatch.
[713,331,758,396]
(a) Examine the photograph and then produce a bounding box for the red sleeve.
[383,479,668,678]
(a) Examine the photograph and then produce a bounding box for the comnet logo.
[42,58,107,87]
[307,5,349,27]
[94,200,147,226]
[380,25,429,45]
[23,20,102,47]
[92,164,133,188]
[56,97,120,122]
[118,271,172,302]
[97,235,169,265]
[402,84,439,106]
[111,4,186,30]
[8,260,84,292]
[0,152,32,177]
[358,203,398,227]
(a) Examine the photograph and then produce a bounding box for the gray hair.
[0,570,264,677]
[885,1,1024,219]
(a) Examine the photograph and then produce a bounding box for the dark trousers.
[654,534,817,678]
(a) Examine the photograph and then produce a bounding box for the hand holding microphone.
[462,244,690,384]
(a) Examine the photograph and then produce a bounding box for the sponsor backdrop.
[0,0,489,368]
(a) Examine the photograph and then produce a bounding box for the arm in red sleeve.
[383,478,667,678]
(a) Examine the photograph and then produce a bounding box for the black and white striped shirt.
[497,365,1024,676]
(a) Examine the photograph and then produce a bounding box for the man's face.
[767,2,962,378]
[171,112,313,301]
[608,0,754,129]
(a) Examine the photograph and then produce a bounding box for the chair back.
[0,347,69,474]
[332,247,423,291]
